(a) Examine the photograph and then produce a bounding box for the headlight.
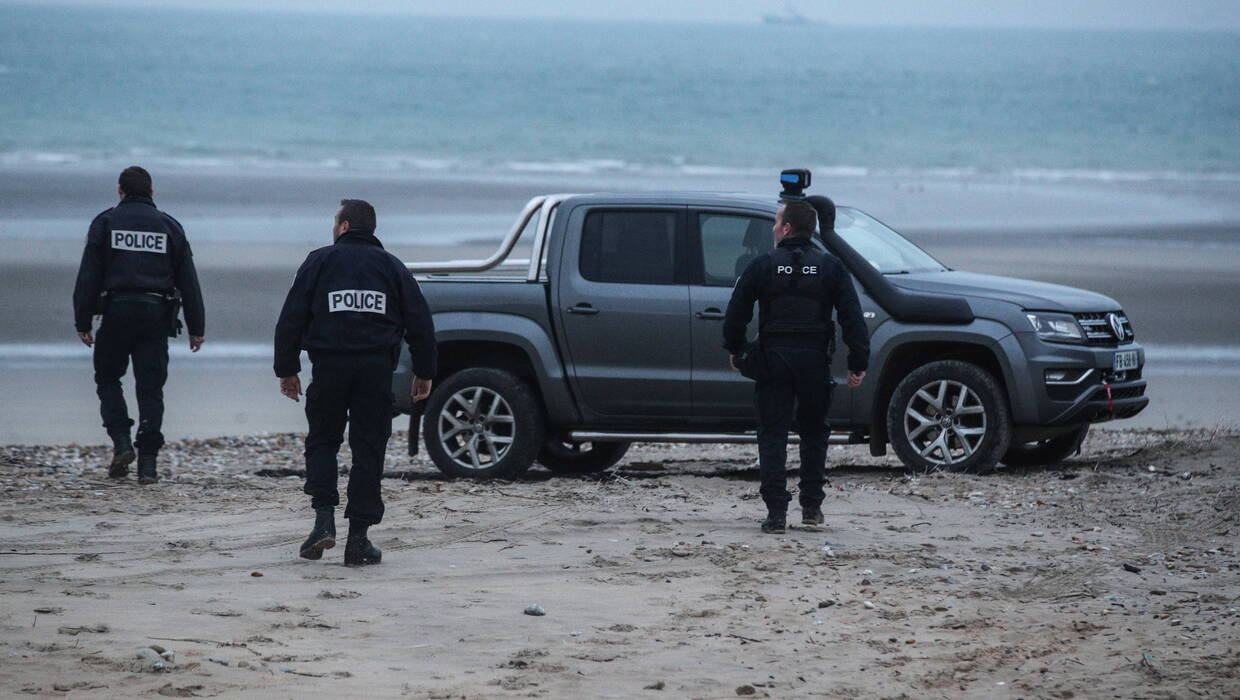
[1025,312,1084,343]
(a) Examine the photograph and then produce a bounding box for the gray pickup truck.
[393,185,1148,479]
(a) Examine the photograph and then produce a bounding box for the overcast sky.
[10,0,1240,31]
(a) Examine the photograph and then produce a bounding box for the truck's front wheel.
[887,360,1012,473]
[423,369,545,479]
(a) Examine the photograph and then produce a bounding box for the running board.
[568,431,864,445]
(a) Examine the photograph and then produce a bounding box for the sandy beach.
[1,428,1236,697]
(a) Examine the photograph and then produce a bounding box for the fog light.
[1045,368,1092,385]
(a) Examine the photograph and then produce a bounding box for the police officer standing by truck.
[723,197,869,534]
[274,199,437,567]
[72,166,206,485]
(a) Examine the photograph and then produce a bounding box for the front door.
[689,209,855,423]
[689,210,769,418]
[555,206,692,418]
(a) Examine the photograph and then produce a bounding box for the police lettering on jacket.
[111,230,168,254]
[328,289,387,314]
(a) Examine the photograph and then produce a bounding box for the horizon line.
[4,0,1240,34]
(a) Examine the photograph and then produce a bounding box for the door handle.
[567,303,600,315]
[695,308,725,320]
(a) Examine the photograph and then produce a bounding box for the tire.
[422,368,545,479]
[886,360,1012,473]
[1002,425,1088,467]
[538,439,631,474]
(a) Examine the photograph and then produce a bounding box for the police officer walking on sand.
[73,166,206,485]
[274,199,436,567]
[723,198,869,534]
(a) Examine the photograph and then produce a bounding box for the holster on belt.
[166,290,183,338]
[735,341,767,381]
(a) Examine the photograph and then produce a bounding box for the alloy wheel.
[437,386,516,471]
[903,379,988,467]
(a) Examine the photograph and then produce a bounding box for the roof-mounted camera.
[779,168,811,201]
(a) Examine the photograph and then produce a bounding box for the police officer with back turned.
[73,166,206,485]
[274,199,437,567]
[723,198,869,534]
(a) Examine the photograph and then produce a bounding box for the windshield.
[833,207,947,274]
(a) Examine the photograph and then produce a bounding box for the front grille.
[1075,311,1135,346]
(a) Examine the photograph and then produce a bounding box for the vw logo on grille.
[1107,313,1125,339]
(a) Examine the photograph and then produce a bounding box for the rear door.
[555,206,692,417]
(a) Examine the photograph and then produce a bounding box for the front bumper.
[1046,374,1148,425]
[1008,332,1148,426]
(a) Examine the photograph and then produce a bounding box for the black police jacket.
[723,236,870,372]
[273,231,438,380]
[72,195,205,335]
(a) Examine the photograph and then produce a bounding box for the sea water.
[1,3,1237,180]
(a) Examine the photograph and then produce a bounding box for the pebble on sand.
[57,623,109,636]
[524,604,546,616]
[133,647,170,673]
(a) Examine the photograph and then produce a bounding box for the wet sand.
[1,429,1237,697]
[0,362,1233,447]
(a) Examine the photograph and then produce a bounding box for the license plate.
[1113,350,1138,372]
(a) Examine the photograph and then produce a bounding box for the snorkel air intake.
[778,169,973,325]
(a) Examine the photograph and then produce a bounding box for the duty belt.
[108,291,170,305]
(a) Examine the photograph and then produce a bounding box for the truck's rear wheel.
[1002,425,1088,467]
[887,360,1011,473]
[538,439,631,474]
[423,369,544,479]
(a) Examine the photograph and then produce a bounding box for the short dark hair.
[337,199,376,232]
[118,166,152,197]
[781,200,818,237]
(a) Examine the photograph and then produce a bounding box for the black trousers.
[303,350,395,525]
[754,346,834,513]
[93,301,169,454]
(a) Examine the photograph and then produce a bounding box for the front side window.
[579,210,679,285]
[698,213,773,286]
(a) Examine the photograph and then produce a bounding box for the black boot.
[108,433,135,479]
[299,508,337,561]
[801,506,825,529]
[761,510,787,535]
[136,453,159,485]
[344,522,382,567]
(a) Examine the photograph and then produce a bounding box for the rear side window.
[579,210,679,285]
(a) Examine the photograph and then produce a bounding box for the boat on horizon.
[762,1,815,25]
